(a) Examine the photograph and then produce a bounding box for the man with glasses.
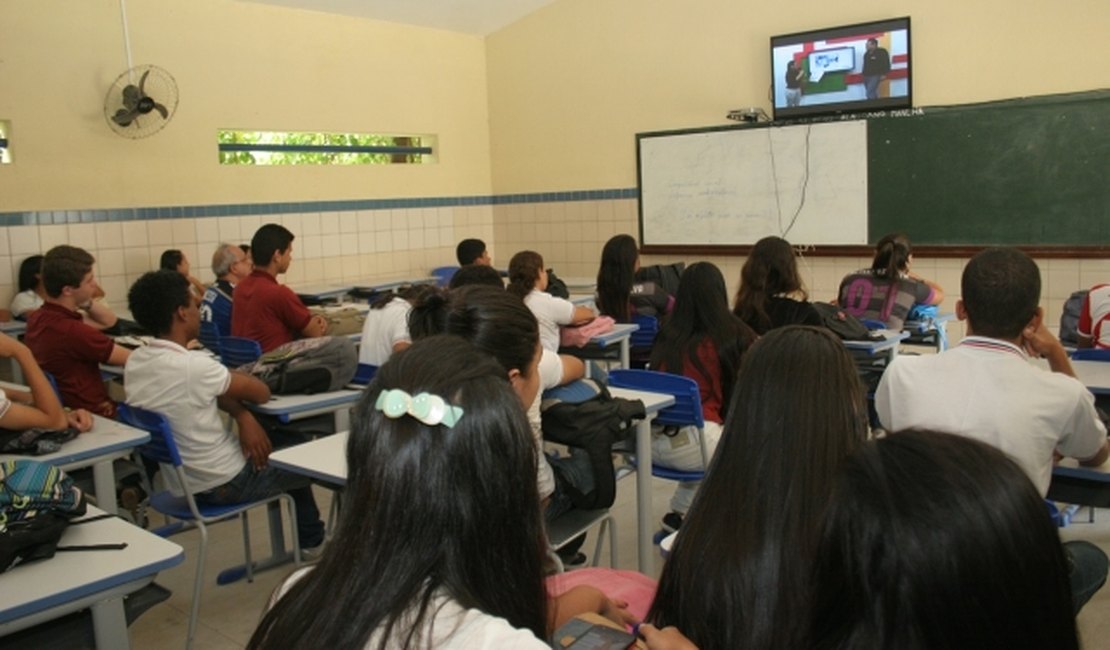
[201,242,251,336]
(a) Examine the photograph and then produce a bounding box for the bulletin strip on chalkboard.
[637,89,1110,258]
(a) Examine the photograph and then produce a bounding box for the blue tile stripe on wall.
[0,189,639,227]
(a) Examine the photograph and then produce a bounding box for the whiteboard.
[637,120,869,246]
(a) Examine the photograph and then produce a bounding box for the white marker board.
[637,120,869,247]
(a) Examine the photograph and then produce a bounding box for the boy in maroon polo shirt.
[25,246,131,418]
[231,224,327,352]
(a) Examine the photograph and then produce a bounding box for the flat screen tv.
[771,17,912,121]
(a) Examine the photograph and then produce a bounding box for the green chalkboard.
[868,90,1110,246]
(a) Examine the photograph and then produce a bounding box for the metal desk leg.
[90,597,130,650]
[635,416,654,574]
[620,339,631,369]
[91,459,118,516]
[334,408,350,432]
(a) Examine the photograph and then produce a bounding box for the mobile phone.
[551,617,637,649]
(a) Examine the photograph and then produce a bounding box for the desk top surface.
[1031,358,1110,395]
[0,506,184,624]
[842,331,910,353]
[0,415,149,468]
[270,386,676,485]
[592,322,639,346]
[250,388,364,416]
[290,284,354,300]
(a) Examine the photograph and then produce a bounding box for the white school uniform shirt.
[524,289,577,352]
[0,389,10,420]
[359,296,412,366]
[10,290,43,318]
[272,568,548,649]
[528,349,564,500]
[876,336,1106,495]
[124,339,246,495]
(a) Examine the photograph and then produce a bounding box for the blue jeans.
[1066,540,1108,613]
[863,75,881,100]
[196,430,325,549]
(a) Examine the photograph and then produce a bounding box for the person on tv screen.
[785,60,805,107]
[861,37,891,100]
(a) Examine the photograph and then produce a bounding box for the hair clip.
[375,389,464,429]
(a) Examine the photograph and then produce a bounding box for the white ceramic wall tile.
[0,256,12,288]
[301,212,321,236]
[94,222,124,250]
[320,212,339,234]
[124,249,151,275]
[170,219,196,245]
[390,212,408,231]
[0,229,9,257]
[238,216,262,239]
[391,230,410,251]
[301,234,323,260]
[194,218,220,243]
[121,221,149,247]
[339,213,359,234]
[99,276,127,305]
[38,224,68,252]
[1046,259,1082,300]
[8,226,40,256]
[340,255,360,279]
[408,229,425,250]
[321,234,341,257]
[281,213,303,234]
[147,220,174,247]
[283,264,305,286]
[301,258,324,282]
[217,218,241,243]
[98,248,126,277]
[340,233,359,256]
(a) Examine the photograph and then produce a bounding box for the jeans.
[863,75,881,100]
[196,429,326,549]
[1065,540,1108,613]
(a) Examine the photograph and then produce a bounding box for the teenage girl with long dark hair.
[595,234,672,323]
[732,236,822,335]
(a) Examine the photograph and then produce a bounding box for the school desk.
[0,412,150,516]
[290,283,354,304]
[248,388,364,432]
[0,506,184,649]
[902,312,956,352]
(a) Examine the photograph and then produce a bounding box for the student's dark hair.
[42,245,95,298]
[651,262,756,420]
[649,325,867,650]
[239,243,251,255]
[870,232,911,279]
[867,37,878,46]
[595,234,639,323]
[448,264,504,290]
[961,247,1041,339]
[369,284,437,310]
[809,430,1078,650]
[250,223,295,267]
[159,249,184,271]
[249,336,548,649]
[128,270,192,336]
[506,250,544,299]
[408,285,538,377]
[17,255,44,293]
[455,238,487,266]
[733,236,808,332]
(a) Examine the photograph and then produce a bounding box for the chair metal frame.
[117,403,302,650]
[607,369,709,481]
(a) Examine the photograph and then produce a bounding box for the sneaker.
[119,486,149,528]
[301,539,328,563]
[661,511,684,533]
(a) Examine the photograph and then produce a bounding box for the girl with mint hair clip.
[250,334,645,649]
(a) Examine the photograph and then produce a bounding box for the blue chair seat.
[148,491,254,523]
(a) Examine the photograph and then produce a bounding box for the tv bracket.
[727,107,770,123]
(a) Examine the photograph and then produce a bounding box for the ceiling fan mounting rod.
[119,0,134,81]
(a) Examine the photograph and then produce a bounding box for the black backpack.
[812,302,881,341]
[635,262,685,297]
[1059,290,1089,345]
[240,336,358,394]
[540,380,646,509]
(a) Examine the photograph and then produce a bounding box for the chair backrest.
[117,403,183,468]
[430,266,460,288]
[608,369,704,429]
[219,336,262,367]
[42,370,64,402]
[630,314,659,349]
[1071,348,1110,362]
[352,362,378,385]
[198,320,221,354]
[860,318,888,331]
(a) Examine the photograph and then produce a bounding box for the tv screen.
[771,17,911,121]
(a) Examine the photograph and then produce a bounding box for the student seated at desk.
[810,431,1081,649]
[838,233,943,331]
[159,248,207,305]
[649,326,867,650]
[733,236,822,334]
[250,336,641,649]
[650,262,757,533]
[448,263,504,289]
[1077,282,1110,349]
[358,284,437,366]
[200,243,252,336]
[455,237,492,267]
[125,270,325,554]
[508,250,595,353]
[0,331,92,432]
[596,234,673,323]
[876,247,1109,612]
[25,245,130,418]
[232,224,328,352]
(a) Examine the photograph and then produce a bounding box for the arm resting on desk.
[0,335,67,430]
[1079,440,1110,468]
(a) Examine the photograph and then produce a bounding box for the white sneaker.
[300,539,327,562]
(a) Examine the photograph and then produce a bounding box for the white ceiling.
[235,0,557,36]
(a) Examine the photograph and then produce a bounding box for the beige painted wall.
[0,0,491,211]
[486,0,1110,192]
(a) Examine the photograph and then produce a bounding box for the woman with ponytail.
[837,233,944,331]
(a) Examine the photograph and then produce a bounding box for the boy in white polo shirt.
[124,270,325,553]
[877,247,1108,612]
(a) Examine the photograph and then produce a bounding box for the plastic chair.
[218,336,262,367]
[629,314,659,369]
[42,370,64,402]
[117,403,301,650]
[351,363,378,386]
[198,320,221,354]
[1071,348,1110,362]
[430,266,460,288]
[546,507,618,573]
[607,369,708,482]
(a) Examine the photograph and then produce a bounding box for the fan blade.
[121,84,141,110]
[112,108,138,127]
[138,69,150,94]
[151,102,169,119]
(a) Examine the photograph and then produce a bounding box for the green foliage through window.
[217,130,436,165]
